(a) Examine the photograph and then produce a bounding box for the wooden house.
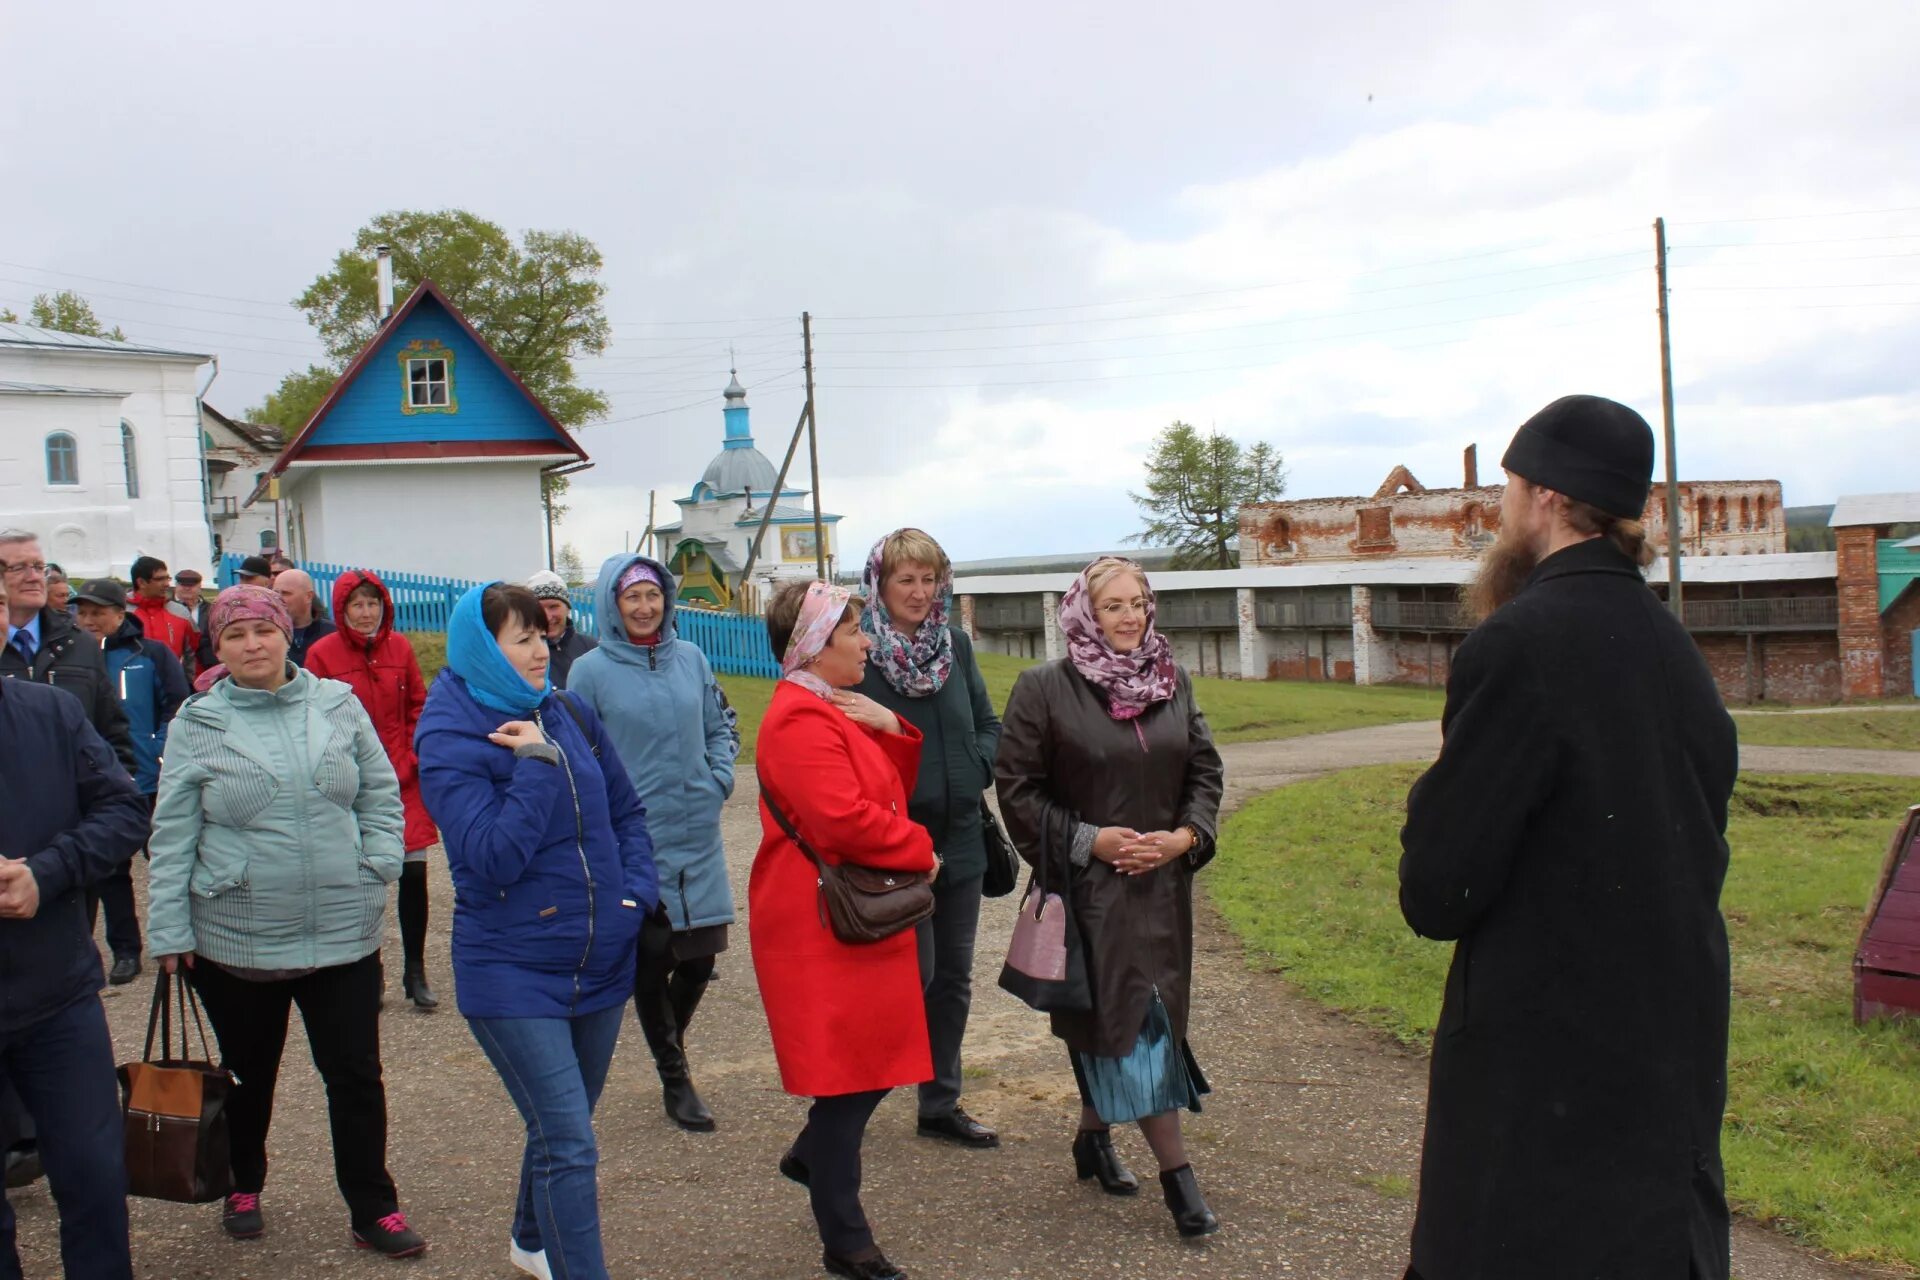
[1854,804,1920,1022]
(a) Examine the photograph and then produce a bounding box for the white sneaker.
[510,1239,553,1280]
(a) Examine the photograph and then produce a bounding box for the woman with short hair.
[415,581,657,1280]
[994,556,1226,1238]
[854,529,1002,1149]
[566,553,736,1133]
[147,585,425,1257]
[305,570,440,1008]
[753,579,937,1280]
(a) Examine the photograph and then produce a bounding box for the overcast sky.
[4,0,1916,567]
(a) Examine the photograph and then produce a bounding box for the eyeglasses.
[1097,599,1149,618]
[1,561,49,578]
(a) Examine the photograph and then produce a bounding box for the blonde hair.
[1083,556,1149,602]
[880,528,950,583]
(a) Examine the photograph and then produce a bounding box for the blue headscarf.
[446,582,548,716]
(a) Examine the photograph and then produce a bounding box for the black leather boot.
[822,1247,905,1279]
[1158,1164,1219,1237]
[1071,1128,1139,1196]
[402,964,439,1010]
[637,983,715,1132]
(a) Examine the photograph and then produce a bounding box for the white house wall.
[0,350,213,576]
[288,461,549,582]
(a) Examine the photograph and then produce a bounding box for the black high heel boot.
[401,964,438,1010]
[637,982,715,1132]
[1158,1164,1219,1237]
[1071,1129,1139,1196]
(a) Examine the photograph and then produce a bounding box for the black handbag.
[118,971,235,1204]
[979,801,1020,899]
[760,774,935,944]
[997,808,1093,1012]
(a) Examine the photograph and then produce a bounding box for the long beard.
[1463,526,1541,623]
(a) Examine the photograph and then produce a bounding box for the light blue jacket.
[147,666,406,970]
[565,554,737,932]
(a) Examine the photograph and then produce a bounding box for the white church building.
[0,321,216,577]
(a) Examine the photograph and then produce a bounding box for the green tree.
[0,307,18,323]
[1127,422,1287,569]
[249,210,611,507]
[29,290,124,341]
[556,543,587,586]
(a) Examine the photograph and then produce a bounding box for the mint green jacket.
[147,666,405,971]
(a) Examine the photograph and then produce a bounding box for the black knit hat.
[1499,395,1656,520]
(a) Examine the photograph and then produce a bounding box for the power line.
[1670,203,1920,226]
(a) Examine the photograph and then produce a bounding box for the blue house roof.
[271,279,587,474]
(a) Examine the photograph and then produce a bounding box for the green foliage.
[251,364,341,438]
[556,544,587,586]
[0,307,17,323]
[1128,421,1286,569]
[1734,710,1920,751]
[28,289,124,341]
[1211,766,1920,1266]
[252,209,612,472]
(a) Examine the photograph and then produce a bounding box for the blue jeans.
[0,996,132,1280]
[468,1003,625,1280]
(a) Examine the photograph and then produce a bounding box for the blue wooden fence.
[218,554,780,679]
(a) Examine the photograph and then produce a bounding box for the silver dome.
[701,445,778,496]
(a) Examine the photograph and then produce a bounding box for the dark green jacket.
[856,627,1001,880]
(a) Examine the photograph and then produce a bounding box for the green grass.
[1733,709,1920,752]
[1211,765,1920,1268]
[409,639,1444,763]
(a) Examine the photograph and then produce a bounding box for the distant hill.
[1786,505,1836,552]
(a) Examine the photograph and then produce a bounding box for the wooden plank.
[1872,890,1920,925]
[1856,969,1920,1022]
[1859,938,1920,974]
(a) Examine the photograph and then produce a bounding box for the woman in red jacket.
[305,570,440,1008]
[752,580,936,1280]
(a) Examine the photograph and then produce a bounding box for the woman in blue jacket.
[566,553,736,1133]
[415,582,657,1280]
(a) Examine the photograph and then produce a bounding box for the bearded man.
[1398,395,1739,1280]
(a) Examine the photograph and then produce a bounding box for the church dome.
[701,445,777,496]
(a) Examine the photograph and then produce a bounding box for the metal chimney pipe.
[375,245,394,324]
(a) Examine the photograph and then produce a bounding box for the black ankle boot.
[661,1073,715,1132]
[1158,1164,1219,1237]
[401,965,438,1010]
[1071,1129,1139,1195]
[822,1246,905,1279]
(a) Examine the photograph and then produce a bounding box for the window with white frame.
[121,420,140,498]
[407,357,450,407]
[45,432,78,485]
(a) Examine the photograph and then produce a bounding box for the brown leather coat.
[994,659,1224,1057]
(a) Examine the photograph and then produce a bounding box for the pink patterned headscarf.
[207,585,293,646]
[1058,557,1177,723]
[782,581,853,701]
[617,562,663,594]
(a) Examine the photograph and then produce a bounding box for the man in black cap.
[1398,395,1739,1280]
[236,554,275,587]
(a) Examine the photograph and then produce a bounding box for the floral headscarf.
[782,581,852,702]
[860,531,954,698]
[1058,557,1177,723]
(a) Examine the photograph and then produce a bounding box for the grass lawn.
[408,639,1446,764]
[1732,709,1920,752]
[1210,765,1920,1269]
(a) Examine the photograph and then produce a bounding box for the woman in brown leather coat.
[994,556,1225,1238]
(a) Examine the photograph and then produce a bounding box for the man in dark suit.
[1399,396,1739,1280]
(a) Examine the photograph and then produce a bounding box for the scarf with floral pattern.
[1058,558,1177,722]
[859,533,955,698]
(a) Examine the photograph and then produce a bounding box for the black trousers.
[190,951,399,1226]
[85,793,149,961]
[397,862,428,970]
[914,871,984,1118]
[794,1089,889,1256]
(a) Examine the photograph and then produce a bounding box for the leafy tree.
[249,210,611,508]
[0,307,17,323]
[556,543,587,586]
[29,290,124,341]
[1127,422,1287,569]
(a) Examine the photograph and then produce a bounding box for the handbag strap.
[143,970,218,1064]
[142,971,172,1062]
[756,770,826,873]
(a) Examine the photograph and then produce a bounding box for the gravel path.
[14,726,1915,1279]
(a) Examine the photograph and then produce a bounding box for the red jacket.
[750,681,935,1097]
[130,594,195,665]
[304,570,436,853]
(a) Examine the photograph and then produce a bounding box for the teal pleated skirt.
[1073,991,1209,1126]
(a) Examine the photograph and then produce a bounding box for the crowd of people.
[0,396,1743,1280]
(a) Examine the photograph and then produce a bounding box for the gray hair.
[0,528,39,550]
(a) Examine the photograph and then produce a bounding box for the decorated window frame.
[399,340,458,414]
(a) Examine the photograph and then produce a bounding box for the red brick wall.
[1837,526,1886,700]
[1884,587,1920,700]
[1389,634,1459,688]
[1692,633,1841,703]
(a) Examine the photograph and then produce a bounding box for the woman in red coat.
[304,570,440,1008]
[752,580,936,1280]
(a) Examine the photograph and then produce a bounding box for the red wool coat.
[303,570,436,853]
[751,681,937,1098]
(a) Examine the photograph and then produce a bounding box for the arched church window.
[121,420,140,498]
[45,432,78,485]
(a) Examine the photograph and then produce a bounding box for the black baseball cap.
[238,555,274,580]
[73,578,128,609]
[176,569,203,586]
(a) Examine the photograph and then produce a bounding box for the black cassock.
[1399,537,1739,1280]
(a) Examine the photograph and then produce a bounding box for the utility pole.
[640,490,656,558]
[738,400,813,608]
[1654,216,1683,619]
[803,311,826,579]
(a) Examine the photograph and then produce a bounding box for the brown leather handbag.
[760,774,934,944]
[118,970,235,1203]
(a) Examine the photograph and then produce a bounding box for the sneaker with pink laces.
[352,1210,427,1258]
[222,1192,264,1239]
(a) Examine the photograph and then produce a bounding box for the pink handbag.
[997,809,1092,1011]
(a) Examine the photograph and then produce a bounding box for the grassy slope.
[1211,765,1920,1269]
[1730,710,1920,752]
